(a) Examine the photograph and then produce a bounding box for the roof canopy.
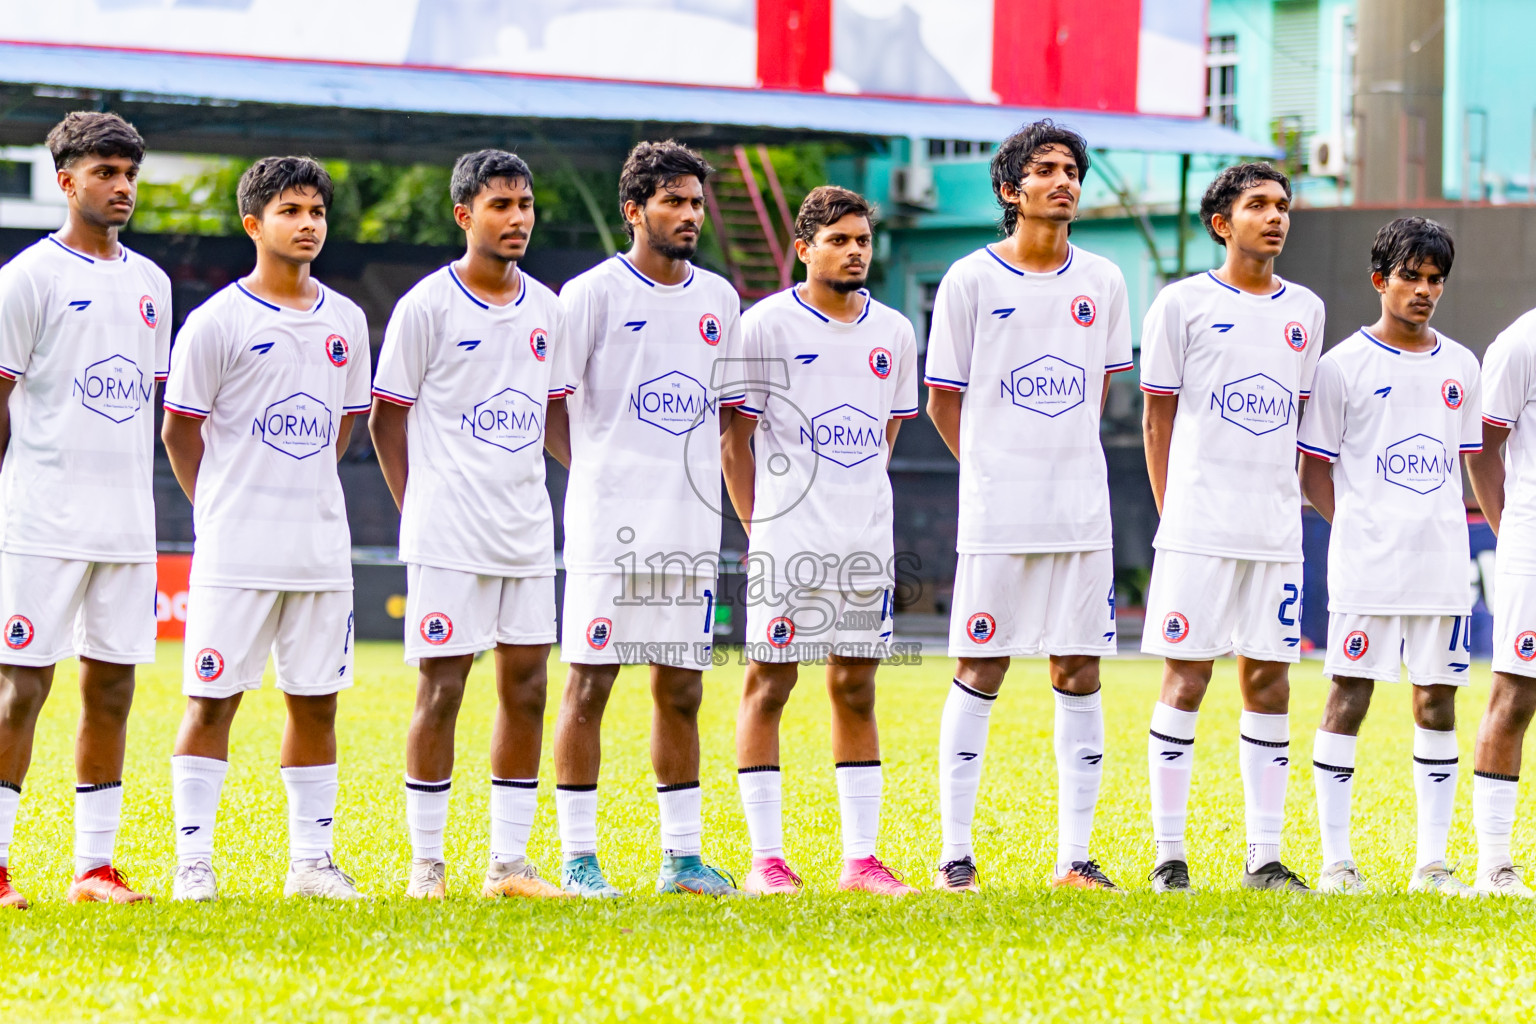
[0,41,1278,163]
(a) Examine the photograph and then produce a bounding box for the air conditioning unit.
[1308,134,1350,176]
[890,163,937,209]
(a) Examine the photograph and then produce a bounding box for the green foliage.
[132,158,250,236]
[4,645,1531,1021]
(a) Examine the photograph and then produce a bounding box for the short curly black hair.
[794,186,875,245]
[451,149,533,207]
[990,120,1090,237]
[1370,216,1454,280]
[236,156,334,219]
[45,111,145,170]
[1200,162,1292,245]
[617,140,712,240]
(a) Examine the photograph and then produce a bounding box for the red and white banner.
[0,0,1206,115]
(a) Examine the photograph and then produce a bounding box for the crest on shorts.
[699,314,722,346]
[195,648,224,681]
[1517,631,1536,662]
[3,615,33,650]
[1161,612,1190,644]
[1070,295,1096,327]
[1283,322,1308,352]
[586,617,612,650]
[767,616,795,648]
[1343,630,1369,660]
[325,334,350,367]
[139,295,158,327]
[868,348,893,379]
[420,612,453,645]
[1442,379,1464,409]
[966,612,996,644]
[530,328,549,362]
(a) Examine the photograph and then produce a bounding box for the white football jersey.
[923,244,1133,553]
[1297,329,1481,613]
[1482,309,1536,575]
[164,280,371,590]
[558,256,744,576]
[0,236,170,562]
[373,265,563,577]
[1140,271,1325,561]
[739,287,918,587]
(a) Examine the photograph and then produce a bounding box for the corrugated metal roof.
[0,41,1280,157]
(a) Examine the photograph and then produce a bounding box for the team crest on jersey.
[530,328,549,362]
[699,314,722,346]
[138,295,158,327]
[1343,630,1369,660]
[419,612,453,646]
[1070,295,1096,327]
[325,334,350,367]
[767,617,796,648]
[966,613,996,644]
[194,648,224,681]
[1517,631,1536,662]
[868,348,893,379]
[3,615,33,650]
[1162,612,1190,644]
[586,617,613,650]
[1442,379,1464,409]
[1283,322,1308,351]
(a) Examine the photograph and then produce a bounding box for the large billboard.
[0,0,1206,116]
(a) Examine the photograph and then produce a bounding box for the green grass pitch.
[4,642,1536,1022]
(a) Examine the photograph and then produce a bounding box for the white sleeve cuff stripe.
[1140,383,1179,395]
[1106,361,1135,372]
[1296,442,1338,461]
[164,402,208,418]
[1484,413,1516,426]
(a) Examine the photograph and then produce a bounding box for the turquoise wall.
[1445,0,1536,199]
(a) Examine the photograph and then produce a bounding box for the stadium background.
[0,0,1531,655]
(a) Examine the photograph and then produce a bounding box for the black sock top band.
[75,780,123,793]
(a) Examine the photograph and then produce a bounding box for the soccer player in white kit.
[162,158,371,901]
[0,113,167,908]
[1139,163,1323,893]
[721,187,919,896]
[371,150,568,901]
[926,122,1133,893]
[1466,284,1536,897]
[1297,218,1480,896]
[549,141,746,897]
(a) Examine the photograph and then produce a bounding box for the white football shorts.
[560,572,716,671]
[1141,551,1303,663]
[182,586,355,698]
[947,550,1116,658]
[0,554,156,667]
[1492,571,1536,676]
[744,583,893,663]
[404,565,556,664]
[1323,612,1471,687]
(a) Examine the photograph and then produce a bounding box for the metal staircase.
[703,146,795,301]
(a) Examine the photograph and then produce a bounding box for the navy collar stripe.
[236,280,325,314]
[617,255,693,289]
[446,265,489,309]
[235,281,281,311]
[984,244,1073,277]
[47,235,126,265]
[791,285,871,324]
[1206,270,1286,298]
[1359,327,1440,356]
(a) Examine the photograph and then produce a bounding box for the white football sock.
[656,782,702,857]
[1053,687,1104,875]
[556,785,598,859]
[1413,726,1459,869]
[404,776,451,863]
[1240,710,1290,871]
[171,755,227,866]
[73,781,122,875]
[938,679,996,864]
[1149,702,1198,865]
[281,763,338,864]
[1474,771,1519,877]
[0,782,19,867]
[489,778,538,863]
[737,766,783,859]
[1312,729,1357,869]
[836,761,883,860]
